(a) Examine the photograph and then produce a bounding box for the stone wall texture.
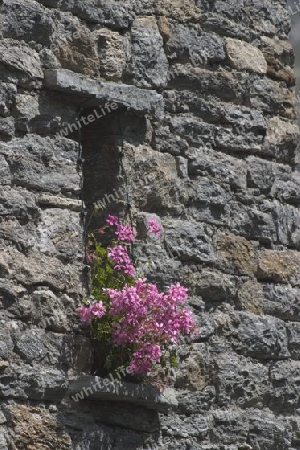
[0,1,300,449]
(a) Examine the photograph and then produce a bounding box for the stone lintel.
[68,376,177,413]
[44,69,164,117]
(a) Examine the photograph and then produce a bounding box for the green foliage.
[86,230,136,376]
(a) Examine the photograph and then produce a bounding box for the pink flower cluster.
[107,245,135,276]
[147,218,161,237]
[130,343,161,375]
[104,279,196,375]
[115,224,134,242]
[78,301,106,323]
[106,215,135,243]
[79,215,196,379]
[106,215,119,226]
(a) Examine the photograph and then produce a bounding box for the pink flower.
[115,224,135,243]
[130,343,162,375]
[147,218,161,237]
[167,283,188,303]
[106,215,119,226]
[108,245,135,276]
[78,301,106,323]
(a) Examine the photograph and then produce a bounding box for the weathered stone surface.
[187,270,237,302]
[263,116,300,163]
[260,35,295,85]
[161,413,210,439]
[2,135,80,195]
[0,186,39,222]
[35,208,81,259]
[257,249,300,286]
[5,405,72,449]
[262,283,300,322]
[286,322,300,359]
[237,280,264,315]
[269,361,300,413]
[44,68,102,95]
[1,0,54,46]
[0,39,43,84]
[97,28,127,81]
[229,200,277,243]
[0,364,69,400]
[155,0,201,22]
[215,124,264,154]
[53,17,100,77]
[189,179,230,225]
[157,16,171,44]
[15,92,40,125]
[69,376,177,413]
[176,387,216,414]
[246,156,291,193]
[175,344,211,391]
[0,155,12,185]
[44,69,164,116]
[13,329,66,365]
[0,247,81,292]
[234,313,289,360]
[247,410,292,450]
[60,0,135,29]
[96,82,164,117]
[213,354,270,408]
[225,38,267,74]
[203,0,290,38]
[0,83,16,118]
[39,48,61,70]
[269,201,300,248]
[271,173,300,206]
[164,220,216,263]
[200,11,253,41]
[0,327,14,360]
[125,145,187,214]
[80,401,160,433]
[169,91,267,129]
[0,117,15,138]
[166,25,225,64]
[37,194,82,211]
[211,409,249,446]
[216,233,256,276]
[127,17,169,88]
[248,75,296,119]
[22,289,76,333]
[186,147,247,190]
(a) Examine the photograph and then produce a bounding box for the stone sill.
[44,69,164,117]
[68,375,177,413]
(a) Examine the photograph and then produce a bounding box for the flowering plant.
[78,215,197,384]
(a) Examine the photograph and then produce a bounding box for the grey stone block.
[235,313,290,360]
[44,69,164,117]
[68,376,177,413]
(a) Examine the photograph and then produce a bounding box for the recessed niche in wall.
[80,105,147,230]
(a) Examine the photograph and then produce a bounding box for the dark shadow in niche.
[80,105,147,231]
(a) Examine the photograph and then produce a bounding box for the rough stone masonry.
[0,0,300,449]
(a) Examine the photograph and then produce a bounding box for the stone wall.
[0,1,300,449]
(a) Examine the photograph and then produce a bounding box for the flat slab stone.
[96,82,164,117]
[37,194,82,211]
[44,69,102,96]
[44,69,163,117]
[68,376,177,413]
